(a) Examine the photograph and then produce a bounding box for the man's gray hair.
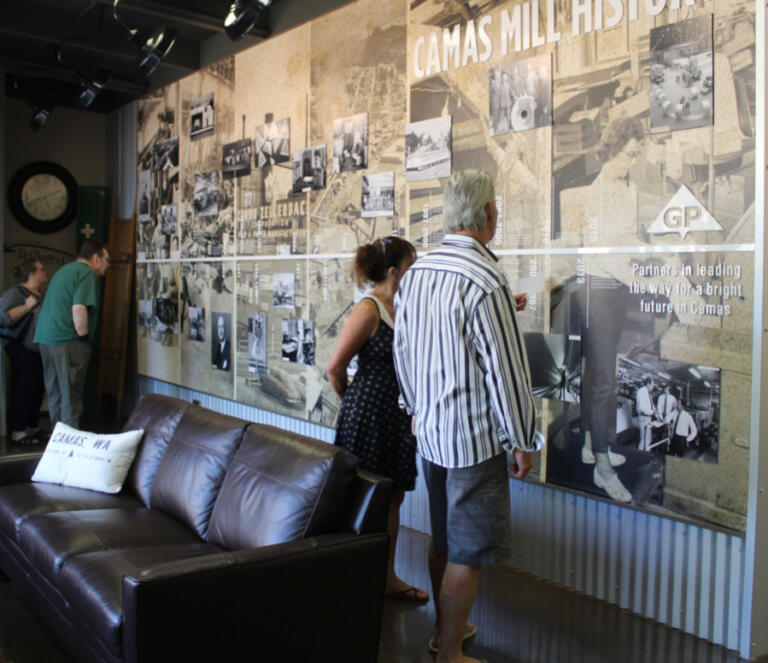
[442,169,495,233]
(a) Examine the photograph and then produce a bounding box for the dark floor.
[380,528,745,663]
[0,524,746,663]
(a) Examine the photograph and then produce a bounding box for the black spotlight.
[113,0,177,78]
[136,26,177,78]
[13,80,55,131]
[224,0,271,40]
[30,101,54,132]
[76,69,109,110]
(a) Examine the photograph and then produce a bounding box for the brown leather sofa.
[0,394,392,663]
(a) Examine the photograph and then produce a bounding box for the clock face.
[21,173,69,221]
[8,161,77,233]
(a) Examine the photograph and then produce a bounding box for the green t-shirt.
[34,261,101,344]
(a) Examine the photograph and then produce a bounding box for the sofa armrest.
[0,453,43,486]
[341,469,393,535]
[122,532,388,663]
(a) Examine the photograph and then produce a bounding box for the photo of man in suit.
[211,313,231,371]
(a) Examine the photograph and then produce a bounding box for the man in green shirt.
[34,239,110,428]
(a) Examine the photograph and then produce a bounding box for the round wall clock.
[8,161,78,233]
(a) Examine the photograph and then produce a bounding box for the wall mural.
[136,0,756,532]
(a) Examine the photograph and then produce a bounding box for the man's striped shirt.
[393,234,542,468]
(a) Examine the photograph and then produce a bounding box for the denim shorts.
[422,453,511,566]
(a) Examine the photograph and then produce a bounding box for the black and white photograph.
[138,299,153,328]
[170,235,180,259]
[489,53,552,135]
[281,319,315,365]
[160,204,177,235]
[152,137,179,171]
[190,92,214,140]
[292,145,326,193]
[332,112,368,173]
[138,169,152,222]
[272,272,295,308]
[545,271,677,506]
[177,260,234,398]
[188,306,205,342]
[361,172,395,218]
[222,138,252,179]
[248,313,267,373]
[523,332,581,403]
[139,263,179,341]
[299,320,315,366]
[211,312,232,371]
[194,171,219,218]
[405,115,451,182]
[153,297,178,336]
[546,396,666,509]
[616,357,720,463]
[649,15,714,133]
[254,117,290,168]
[136,263,180,388]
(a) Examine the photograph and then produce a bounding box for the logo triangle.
[648,185,722,239]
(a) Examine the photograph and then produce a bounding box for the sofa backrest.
[124,394,190,507]
[207,423,358,550]
[150,405,247,539]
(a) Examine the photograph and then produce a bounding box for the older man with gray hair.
[394,169,543,663]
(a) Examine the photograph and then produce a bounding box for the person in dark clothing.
[328,236,426,602]
[0,259,48,444]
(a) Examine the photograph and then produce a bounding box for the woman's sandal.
[384,586,429,602]
[428,622,477,653]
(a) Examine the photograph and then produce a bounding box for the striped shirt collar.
[441,233,499,263]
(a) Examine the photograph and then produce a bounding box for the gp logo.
[647,185,722,239]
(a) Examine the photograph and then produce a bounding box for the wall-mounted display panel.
[136,0,756,532]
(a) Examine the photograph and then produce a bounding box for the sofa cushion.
[150,406,246,538]
[31,423,144,494]
[18,508,201,586]
[124,394,191,507]
[0,483,141,541]
[207,424,357,550]
[59,543,223,657]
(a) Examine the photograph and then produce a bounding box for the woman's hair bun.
[352,236,416,285]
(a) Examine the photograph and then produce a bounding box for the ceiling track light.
[76,69,110,110]
[30,101,54,132]
[13,79,55,131]
[224,0,272,40]
[56,46,110,110]
[112,0,177,79]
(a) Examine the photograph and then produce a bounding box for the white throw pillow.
[31,423,145,494]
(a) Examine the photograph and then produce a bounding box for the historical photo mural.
[136,0,756,532]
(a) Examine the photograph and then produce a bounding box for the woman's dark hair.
[12,259,40,283]
[353,236,416,285]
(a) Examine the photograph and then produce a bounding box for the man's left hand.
[509,449,533,479]
[514,293,527,312]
